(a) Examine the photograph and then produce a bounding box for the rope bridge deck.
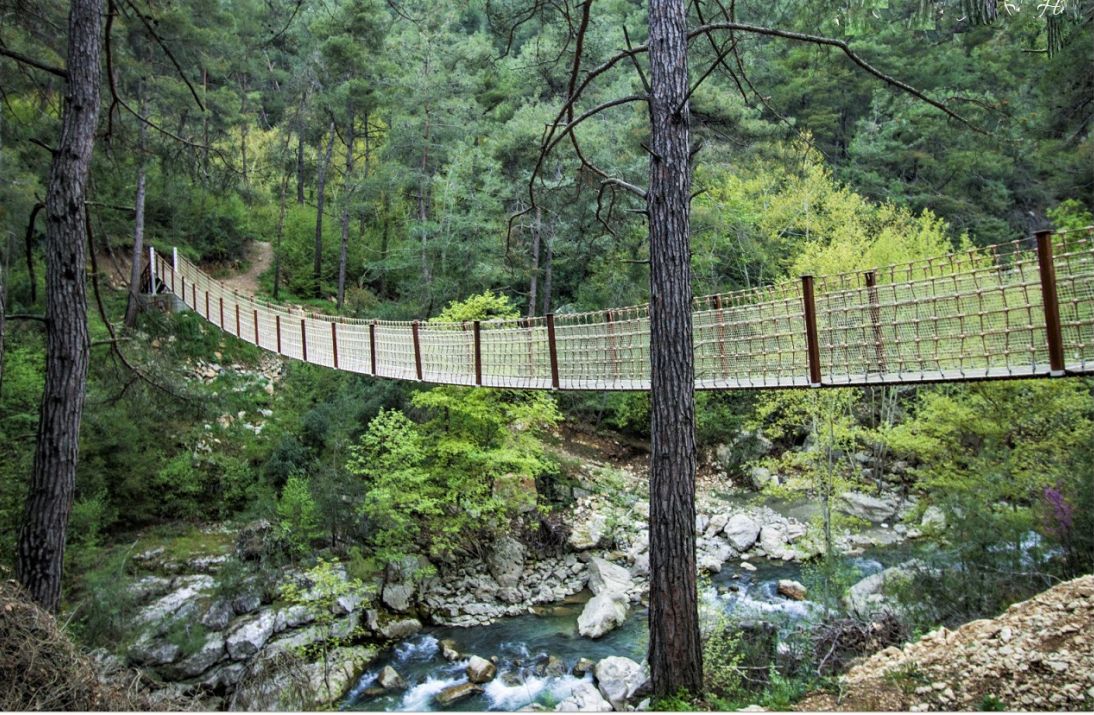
[150,228,1094,391]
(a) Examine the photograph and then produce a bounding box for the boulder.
[839,491,900,523]
[128,636,181,667]
[777,579,807,601]
[723,514,761,551]
[441,639,461,662]
[705,513,730,537]
[382,582,415,613]
[594,656,648,711]
[845,565,916,619]
[537,655,567,678]
[739,560,757,572]
[379,617,422,641]
[236,519,272,560]
[273,604,314,632]
[467,655,498,683]
[630,551,650,578]
[759,523,789,557]
[555,681,613,712]
[568,514,608,551]
[165,633,226,678]
[920,505,946,531]
[749,466,777,491]
[434,682,483,708]
[232,592,263,616]
[226,610,278,660]
[201,599,235,631]
[572,657,596,677]
[587,557,632,596]
[697,537,735,573]
[487,536,526,589]
[378,665,406,691]
[577,592,629,638]
[136,575,214,626]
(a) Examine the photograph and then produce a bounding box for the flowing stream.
[343,545,912,712]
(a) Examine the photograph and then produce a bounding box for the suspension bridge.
[145,227,1094,391]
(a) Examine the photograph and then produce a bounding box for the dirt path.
[221,241,272,295]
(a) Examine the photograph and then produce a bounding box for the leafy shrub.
[275,475,321,560]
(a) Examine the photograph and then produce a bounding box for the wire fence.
[152,227,1094,391]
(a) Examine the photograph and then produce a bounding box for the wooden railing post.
[801,276,823,386]
[864,270,886,373]
[300,318,308,361]
[605,310,618,381]
[148,246,156,293]
[275,314,282,354]
[473,320,482,386]
[205,291,210,320]
[412,320,423,381]
[1036,229,1066,375]
[253,309,260,348]
[331,322,339,369]
[546,313,560,389]
[369,321,377,376]
[181,276,186,305]
[219,297,225,329]
[713,295,729,378]
[234,304,241,337]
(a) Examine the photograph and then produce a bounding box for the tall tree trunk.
[646,0,703,697]
[273,147,290,301]
[295,131,306,205]
[337,107,355,310]
[418,107,432,293]
[17,0,103,613]
[540,233,553,316]
[202,68,209,180]
[124,95,148,328]
[313,121,336,299]
[527,205,541,318]
[0,110,6,398]
[379,192,389,298]
[239,74,249,191]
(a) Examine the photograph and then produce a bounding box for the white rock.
[569,514,608,550]
[594,656,648,710]
[577,592,629,639]
[587,557,633,596]
[555,681,613,712]
[467,655,498,683]
[723,514,761,551]
[839,491,900,522]
[705,513,730,537]
[226,610,278,660]
[487,536,526,589]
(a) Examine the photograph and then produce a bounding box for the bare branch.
[122,0,205,111]
[0,44,67,78]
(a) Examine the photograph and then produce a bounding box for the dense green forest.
[0,0,1092,711]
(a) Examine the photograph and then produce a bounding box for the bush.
[276,475,321,560]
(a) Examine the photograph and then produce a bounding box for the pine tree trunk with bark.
[337,107,355,310]
[646,0,703,697]
[17,0,103,613]
[313,121,335,298]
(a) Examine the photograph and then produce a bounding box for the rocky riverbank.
[798,574,1094,711]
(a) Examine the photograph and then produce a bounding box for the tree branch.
[0,45,67,78]
[121,0,205,111]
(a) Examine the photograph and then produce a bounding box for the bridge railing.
[152,226,1094,390]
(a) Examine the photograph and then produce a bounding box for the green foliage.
[276,475,321,559]
[66,547,138,649]
[980,694,1009,711]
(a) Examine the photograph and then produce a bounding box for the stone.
[845,565,916,619]
[749,466,777,491]
[540,655,567,678]
[920,505,946,531]
[572,657,596,677]
[723,514,762,551]
[467,655,498,683]
[487,536,526,589]
[631,551,650,577]
[382,582,415,613]
[378,665,406,691]
[555,681,613,712]
[839,491,900,523]
[334,592,364,616]
[594,656,648,711]
[136,575,215,626]
[587,557,633,596]
[232,592,263,616]
[577,592,629,638]
[128,636,181,667]
[379,617,422,641]
[697,537,735,573]
[739,560,757,572]
[273,604,314,632]
[434,683,483,707]
[165,633,225,678]
[226,610,278,660]
[568,514,608,551]
[759,523,789,557]
[441,638,461,662]
[201,599,235,631]
[777,579,807,601]
[705,513,730,537]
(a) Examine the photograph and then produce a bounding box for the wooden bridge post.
[713,295,729,378]
[412,321,423,381]
[1036,230,1066,375]
[180,276,186,306]
[331,322,339,369]
[546,313,560,389]
[300,318,308,361]
[148,246,156,294]
[170,248,177,293]
[275,314,282,354]
[605,310,618,382]
[204,291,210,320]
[801,276,823,387]
[253,309,260,348]
[234,304,241,337]
[864,270,886,373]
[473,320,482,386]
[369,321,377,376]
[219,297,225,329]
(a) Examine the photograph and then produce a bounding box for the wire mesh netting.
[156,228,1094,391]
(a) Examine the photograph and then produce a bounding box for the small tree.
[276,475,321,561]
